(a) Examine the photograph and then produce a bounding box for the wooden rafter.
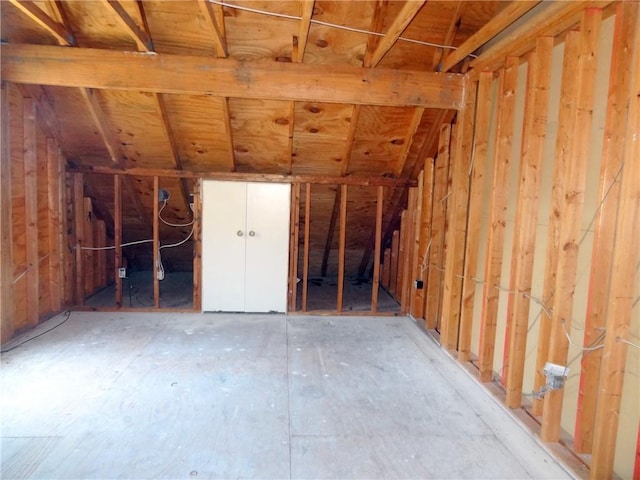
[197,0,228,57]
[295,0,315,63]
[8,0,76,46]
[16,84,62,142]
[367,0,427,68]
[434,1,463,71]
[394,107,425,177]
[441,1,540,72]
[1,43,466,110]
[363,0,389,68]
[103,0,153,52]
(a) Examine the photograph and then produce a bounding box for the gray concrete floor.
[1,312,573,479]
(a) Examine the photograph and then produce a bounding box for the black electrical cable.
[0,310,72,354]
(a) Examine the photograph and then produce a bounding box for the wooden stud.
[63,173,74,306]
[114,175,122,308]
[397,211,408,304]
[73,173,84,306]
[412,161,434,319]
[382,248,391,290]
[302,183,311,312]
[288,182,301,312]
[389,230,400,297]
[192,180,202,311]
[1,43,466,110]
[8,0,76,46]
[371,186,384,313]
[83,197,94,297]
[458,71,495,362]
[575,0,639,452]
[409,172,425,318]
[440,75,478,351]
[541,10,602,442]
[153,176,160,308]
[0,82,14,341]
[590,16,639,475]
[401,188,418,314]
[441,1,540,72]
[46,138,62,311]
[425,126,451,329]
[476,59,517,380]
[337,184,347,312]
[94,220,106,290]
[23,97,39,324]
[503,38,553,406]
[320,188,341,277]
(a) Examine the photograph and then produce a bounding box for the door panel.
[201,181,247,311]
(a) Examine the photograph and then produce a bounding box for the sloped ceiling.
[1,0,524,274]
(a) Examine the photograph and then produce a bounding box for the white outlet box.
[118,267,126,278]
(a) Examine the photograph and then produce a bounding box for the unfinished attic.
[1,1,639,478]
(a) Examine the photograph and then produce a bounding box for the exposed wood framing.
[389,230,399,296]
[396,213,407,301]
[408,172,424,318]
[114,175,122,307]
[441,1,541,72]
[320,188,340,277]
[362,0,388,68]
[371,185,384,313]
[541,10,602,442]
[476,59,517,380]
[197,0,227,57]
[337,184,348,312]
[153,176,160,308]
[439,76,478,351]
[46,139,62,311]
[458,71,494,362]
[411,162,433,320]
[400,188,418,313]
[83,197,94,297]
[73,173,84,305]
[382,247,391,290]
[23,98,39,326]
[367,0,426,67]
[295,0,315,63]
[8,0,76,46]
[17,84,62,142]
[221,98,236,172]
[434,0,463,71]
[394,108,426,177]
[192,181,202,311]
[103,0,153,51]
[575,0,639,452]
[288,182,301,312]
[0,43,466,110]
[504,38,553,406]
[302,183,311,312]
[0,82,13,340]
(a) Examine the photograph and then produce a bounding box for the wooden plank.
[153,177,160,308]
[73,173,84,306]
[362,0,388,67]
[23,98,39,325]
[302,183,311,312]
[340,105,361,176]
[46,138,62,311]
[288,182,301,312]
[192,181,202,311]
[63,173,74,306]
[103,0,153,52]
[575,0,639,452]
[371,186,384,313]
[531,31,582,416]
[401,188,418,314]
[8,0,76,46]
[389,230,400,297]
[381,247,391,290]
[590,15,639,475]
[83,197,94,297]
[337,184,347,312]
[425,126,451,329]
[396,211,408,304]
[94,220,106,290]
[367,0,427,67]
[221,98,236,172]
[0,43,466,109]
[441,1,541,72]
[476,60,517,380]
[541,10,602,442]
[0,82,14,341]
[114,175,122,308]
[412,161,434,319]
[409,172,425,318]
[439,75,479,352]
[434,0,463,71]
[320,188,340,277]
[197,0,227,57]
[67,164,417,187]
[394,107,426,177]
[295,0,315,63]
[504,38,554,407]
[458,71,495,363]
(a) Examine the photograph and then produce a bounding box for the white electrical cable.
[159,200,194,227]
[79,239,154,251]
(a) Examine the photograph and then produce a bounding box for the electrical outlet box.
[118,267,126,278]
[157,269,164,281]
[415,280,424,289]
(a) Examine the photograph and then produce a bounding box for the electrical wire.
[0,310,72,354]
[617,337,640,350]
[159,200,194,227]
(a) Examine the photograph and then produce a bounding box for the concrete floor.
[1,312,573,479]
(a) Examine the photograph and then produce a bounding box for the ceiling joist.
[103,0,153,52]
[0,43,465,109]
[295,0,315,63]
[8,0,76,46]
[197,0,227,57]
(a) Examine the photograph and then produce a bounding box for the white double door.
[202,180,291,313]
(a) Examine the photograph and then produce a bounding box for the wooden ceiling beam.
[103,0,153,52]
[66,164,417,187]
[363,0,389,68]
[197,0,227,57]
[367,0,426,68]
[434,1,463,71]
[394,107,425,177]
[8,0,76,46]
[1,43,465,109]
[441,1,541,72]
[295,0,315,63]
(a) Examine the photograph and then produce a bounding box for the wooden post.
[541,10,602,442]
[476,59,518,381]
[590,13,639,474]
[440,76,478,351]
[412,160,434,320]
[153,176,160,308]
[83,197,94,297]
[302,183,311,312]
[114,175,122,308]
[46,138,62,311]
[425,127,451,329]
[382,248,391,290]
[337,184,347,312]
[397,211,408,303]
[389,230,400,297]
[409,174,424,318]
[0,82,13,341]
[73,173,84,306]
[371,186,384,313]
[288,182,301,312]
[192,180,202,311]
[532,30,582,416]
[576,0,639,452]
[459,71,494,362]
[95,220,106,290]
[23,97,39,324]
[504,37,553,407]
[401,188,418,314]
